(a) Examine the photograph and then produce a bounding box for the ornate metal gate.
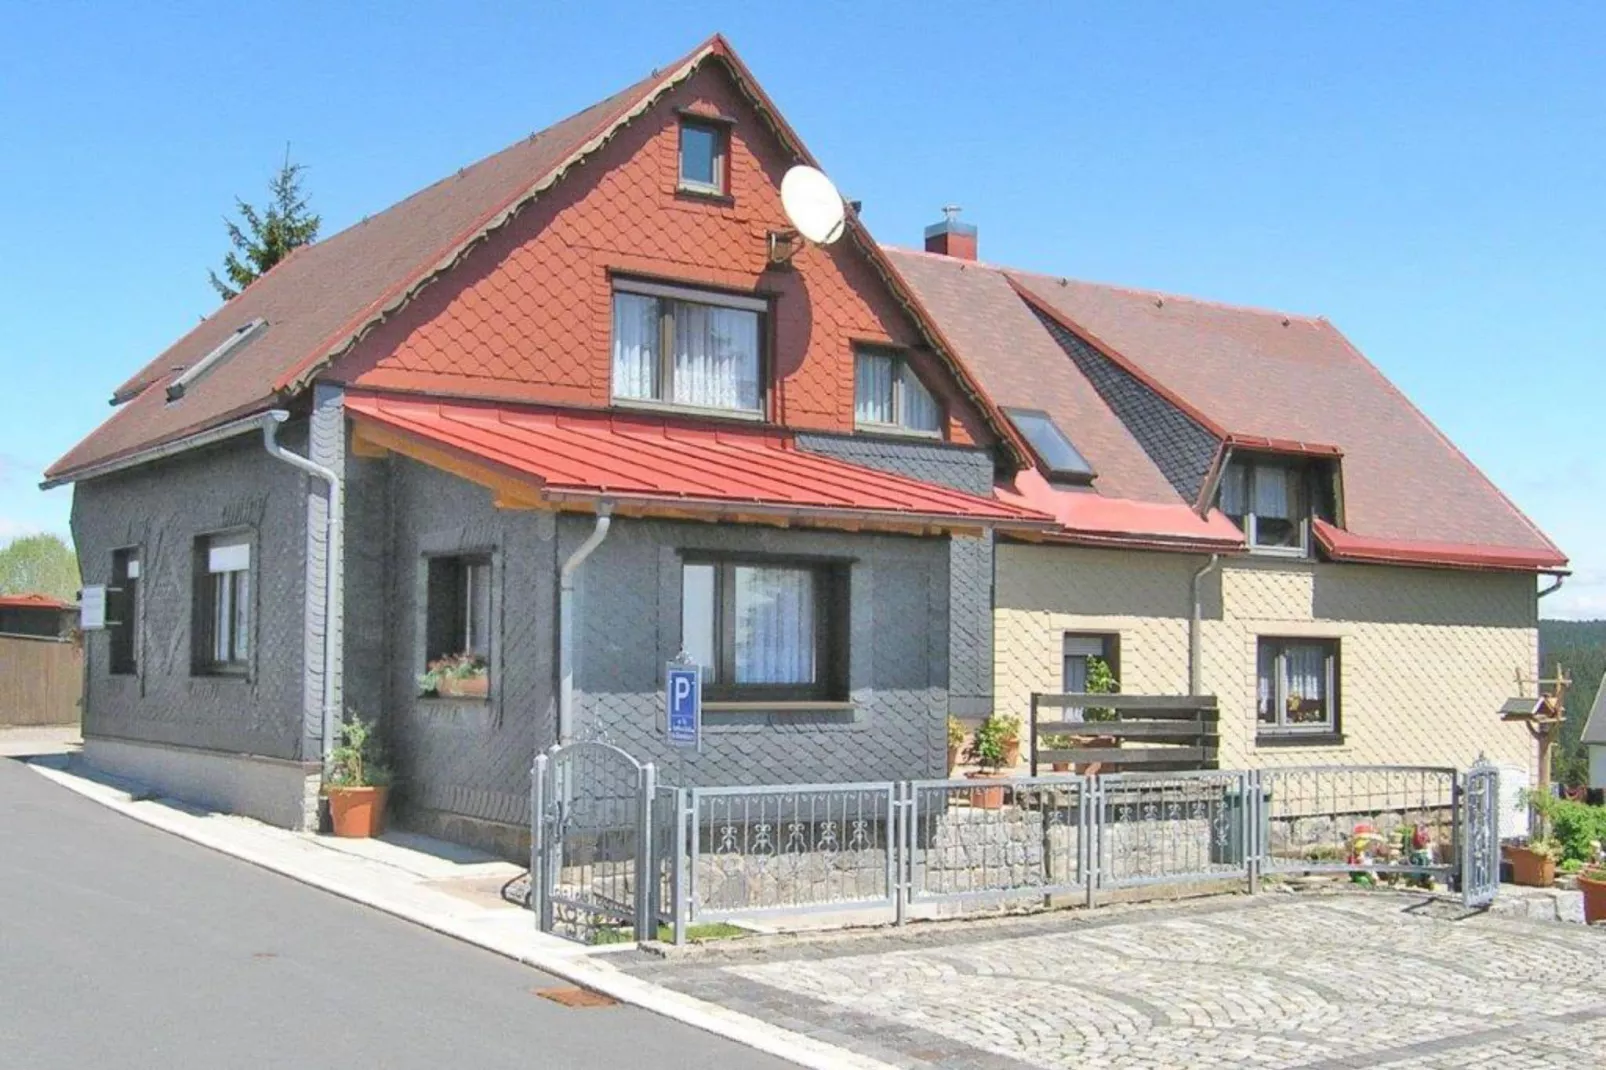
[1460,759,1500,909]
[531,742,656,942]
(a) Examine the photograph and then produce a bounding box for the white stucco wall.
[994,544,1539,779]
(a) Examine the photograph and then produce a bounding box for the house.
[887,222,1566,784]
[42,36,1052,852]
[1583,675,1606,796]
[0,593,77,639]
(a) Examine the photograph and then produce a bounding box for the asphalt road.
[0,754,793,1069]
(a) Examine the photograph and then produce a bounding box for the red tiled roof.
[886,246,1564,569]
[46,41,718,484]
[345,392,1051,531]
[0,593,75,610]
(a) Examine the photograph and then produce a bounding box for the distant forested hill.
[1539,619,1606,786]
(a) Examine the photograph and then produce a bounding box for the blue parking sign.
[665,663,701,748]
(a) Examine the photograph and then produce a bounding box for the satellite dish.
[780,166,847,246]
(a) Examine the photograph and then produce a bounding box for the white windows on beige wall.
[195,533,252,675]
[1257,637,1340,742]
[611,280,764,415]
[854,349,941,435]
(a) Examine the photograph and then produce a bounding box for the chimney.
[924,204,977,260]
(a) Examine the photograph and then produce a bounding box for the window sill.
[703,700,855,713]
[192,666,249,679]
[611,397,764,423]
[1256,731,1345,748]
[1246,544,1310,559]
[675,184,732,205]
[417,693,492,705]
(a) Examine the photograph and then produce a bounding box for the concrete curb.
[25,758,894,1070]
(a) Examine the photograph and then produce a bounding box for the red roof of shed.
[346,393,1050,531]
[0,593,75,610]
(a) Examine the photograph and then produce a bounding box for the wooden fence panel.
[0,635,83,726]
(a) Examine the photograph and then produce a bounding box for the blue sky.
[2,3,1600,615]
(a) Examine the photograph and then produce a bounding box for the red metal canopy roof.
[997,468,1246,552]
[1312,520,1566,573]
[346,393,1051,532]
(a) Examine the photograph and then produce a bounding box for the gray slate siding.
[569,515,950,786]
[796,433,996,717]
[71,431,310,760]
[372,457,558,829]
[794,433,995,496]
[1031,308,1222,503]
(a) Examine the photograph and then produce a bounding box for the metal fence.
[533,753,1499,945]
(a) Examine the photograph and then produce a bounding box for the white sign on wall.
[79,585,107,630]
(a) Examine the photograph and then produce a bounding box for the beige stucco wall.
[995,544,1538,779]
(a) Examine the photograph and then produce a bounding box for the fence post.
[895,781,910,926]
[530,753,550,931]
[1246,770,1261,895]
[672,788,690,946]
[1084,773,1098,910]
[1450,770,1464,894]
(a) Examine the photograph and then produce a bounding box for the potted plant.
[325,717,393,838]
[964,714,1014,809]
[1579,863,1606,924]
[1501,838,1560,887]
[1070,656,1120,773]
[1042,732,1076,773]
[419,652,489,698]
[946,716,967,776]
[993,713,1023,768]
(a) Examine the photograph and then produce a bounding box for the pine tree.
[209,147,321,300]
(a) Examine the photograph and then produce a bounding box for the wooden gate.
[0,635,82,726]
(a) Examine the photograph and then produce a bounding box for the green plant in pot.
[325,716,393,839]
[1579,860,1606,925]
[946,716,967,775]
[1041,732,1076,772]
[419,652,489,698]
[1071,656,1120,773]
[963,713,1016,809]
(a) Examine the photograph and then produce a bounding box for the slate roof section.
[345,392,1052,531]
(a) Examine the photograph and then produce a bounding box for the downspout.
[1538,574,1565,601]
[558,504,613,745]
[1189,554,1221,696]
[261,410,343,765]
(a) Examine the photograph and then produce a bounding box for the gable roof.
[886,246,1565,569]
[1582,673,1606,747]
[46,36,1026,488]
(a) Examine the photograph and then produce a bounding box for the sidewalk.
[21,753,891,1070]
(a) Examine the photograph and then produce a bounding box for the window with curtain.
[854,349,941,434]
[1219,458,1317,553]
[195,533,251,674]
[680,557,848,702]
[109,547,140,676]
[611,281,763,414]
[1257,637,1340,736]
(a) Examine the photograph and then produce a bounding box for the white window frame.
[610,279,767,418]
[1221,459,1311,557]
[197,532,252,675]
[678,118,728,196]
[853,348,943,437]
[1257,637,1339,736]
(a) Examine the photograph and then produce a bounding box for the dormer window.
[1003,407,1095,485]
[1219,457,1335,555]
[678,118,728,196]
[854,349,941,435]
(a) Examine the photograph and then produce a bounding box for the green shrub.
[1524,791,1606,864]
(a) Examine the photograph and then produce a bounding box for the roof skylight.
[1003,407,1095,484]
[166,318,267,402]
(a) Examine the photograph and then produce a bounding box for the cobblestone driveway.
[622,894,1606,1069]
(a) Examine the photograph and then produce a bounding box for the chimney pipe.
[925,204,977,260]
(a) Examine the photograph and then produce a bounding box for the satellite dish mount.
[769,165,847,266]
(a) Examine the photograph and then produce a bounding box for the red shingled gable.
[346,392,1048,529]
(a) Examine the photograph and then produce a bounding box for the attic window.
[166,319,267,402]
[679,119,728,196]
[1218,456,1337,556]
[1003,407,1095,484]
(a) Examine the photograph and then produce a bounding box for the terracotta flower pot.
[946,744,961,776]
[1001,737,1021,768]
[1502,844,1556,887]
[1075,734,1118,776]
[438,674,489,699]
[1051,762,1072,773]
[328,785,389,838]
[965,770,1007,810]
[1579,872,1606,924]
